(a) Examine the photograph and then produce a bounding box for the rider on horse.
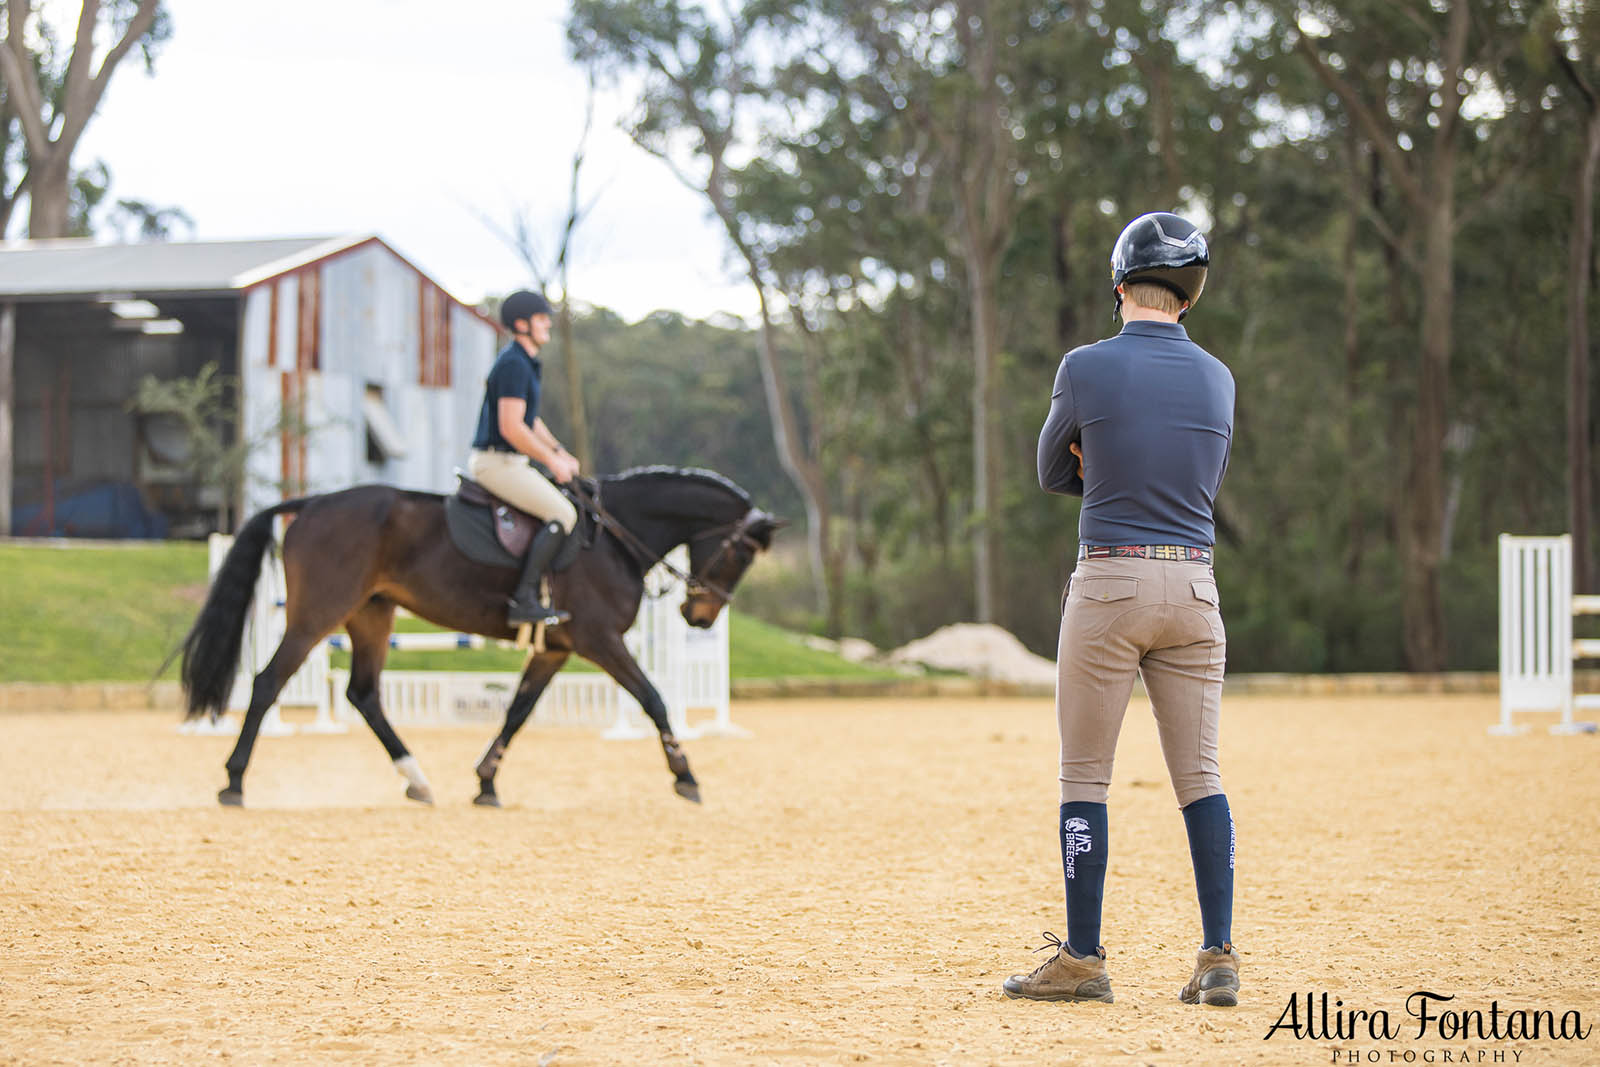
[466,290,579,627]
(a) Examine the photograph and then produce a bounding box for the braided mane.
[602,465,752,505]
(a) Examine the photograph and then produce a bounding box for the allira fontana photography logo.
[1264,991,1590,1063]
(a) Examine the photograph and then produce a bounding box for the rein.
[574,481,765,603]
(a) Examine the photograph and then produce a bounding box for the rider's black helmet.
[500,289,554,331]
[1110,212,1209,320]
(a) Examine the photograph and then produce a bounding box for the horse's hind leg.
[220,542,372,807]
[343,598,433,805]
[473,649,569,807]
[221,630,322,806]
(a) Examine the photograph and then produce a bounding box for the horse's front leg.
[474,649,570,807]
[585,633,700,803]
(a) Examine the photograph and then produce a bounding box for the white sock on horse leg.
[393,755,430,792]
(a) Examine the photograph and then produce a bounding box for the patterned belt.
[1078,544,1213,564]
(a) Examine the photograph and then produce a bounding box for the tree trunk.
[892,297,952,556]
[0,302,13,535]
[1567,102,1600,593]
[823,489,846,638]
[948,0,1009,625]
[697,140,831,616]
[1400,182,1454,672]
[1144,52,1181,207]
[1052,205,1077,351]
[26,150,71,238]
[852,479,882,635]
[1343,134,1366,578]
[748,276,830,616]
[963,198,1001,624]
[556,295,593,471]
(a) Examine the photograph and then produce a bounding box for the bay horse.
[179,467,780,807]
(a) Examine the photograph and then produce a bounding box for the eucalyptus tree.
[732,40,975,627]
[1529,0,1600,593]
[0,0,168,238]
[568,0,837,616]
[1289,0,1538,671]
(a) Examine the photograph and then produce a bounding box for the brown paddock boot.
[1001,932,1114,1003]
[1179,943,1241,1006]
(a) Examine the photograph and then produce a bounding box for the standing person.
[467,290,581,626]
[1002,212,1240,1007]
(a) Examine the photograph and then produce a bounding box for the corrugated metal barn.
[0,235,502,537]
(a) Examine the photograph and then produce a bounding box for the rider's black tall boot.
[508,520,571,626]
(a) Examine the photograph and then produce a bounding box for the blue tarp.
[12,483,169,539]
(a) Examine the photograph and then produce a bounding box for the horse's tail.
[180,499,313,722]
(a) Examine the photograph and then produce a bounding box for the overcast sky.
[71,0,756,321]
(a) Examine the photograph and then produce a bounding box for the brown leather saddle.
[444,472,595,570]
[455,476,539,558]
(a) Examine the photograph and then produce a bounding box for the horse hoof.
[674,780,702,804]
[472,792,501,808]
[405,784,435,805]
[218,788,244,807]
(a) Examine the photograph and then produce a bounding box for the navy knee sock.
[1181,793,1235,950]
[1059,802,1109,957]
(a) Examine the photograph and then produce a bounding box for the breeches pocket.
[1077,576,1139,605]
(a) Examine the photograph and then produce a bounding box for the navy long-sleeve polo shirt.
[1037,320,1235,548]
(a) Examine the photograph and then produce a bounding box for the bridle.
[682,511,775,602]
[577,481,771,604]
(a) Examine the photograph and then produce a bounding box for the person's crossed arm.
[1038,355,1086,496]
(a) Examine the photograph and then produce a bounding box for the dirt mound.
[887,622,1057,686]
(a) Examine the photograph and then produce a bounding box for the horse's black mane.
[602,466,751,505]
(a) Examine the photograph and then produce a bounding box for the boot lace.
[1024,931,1069,978]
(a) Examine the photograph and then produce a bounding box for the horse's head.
[682,508,784,627]
[597,467,785,628]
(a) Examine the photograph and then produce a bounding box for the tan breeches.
[466,450,577,533]
[1055,556,1226,808]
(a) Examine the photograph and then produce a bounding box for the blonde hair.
[1123,281,1186,315]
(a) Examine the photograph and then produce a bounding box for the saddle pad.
[444,495,521,569]
[443,494,598,571]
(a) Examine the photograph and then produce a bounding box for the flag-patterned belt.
[1078,544,1213,564]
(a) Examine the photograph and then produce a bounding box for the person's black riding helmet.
[500,289,553,331]
[1110,212,1209,320]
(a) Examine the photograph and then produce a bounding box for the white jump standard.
[1494,534,1600,735]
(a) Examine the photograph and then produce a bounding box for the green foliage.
[557,0,1588,673]
[126,361,322,518]
[126,363,248,511]
[538,309,807,522]
[106,197,195,242]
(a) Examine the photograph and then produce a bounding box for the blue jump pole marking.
[324,633,509,652]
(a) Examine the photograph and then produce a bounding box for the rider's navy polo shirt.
[1037,320,1235,548]
[471,340,542,451]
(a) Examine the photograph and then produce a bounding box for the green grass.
[0,541,896,683]
[723,614,899,679]
[0,542,209,683]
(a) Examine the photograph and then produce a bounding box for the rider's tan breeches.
[466,449,577,533]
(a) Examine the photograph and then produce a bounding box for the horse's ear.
[750,512,786,549]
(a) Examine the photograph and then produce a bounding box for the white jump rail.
[186,526,743,740]
[1494,533,1599,735]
